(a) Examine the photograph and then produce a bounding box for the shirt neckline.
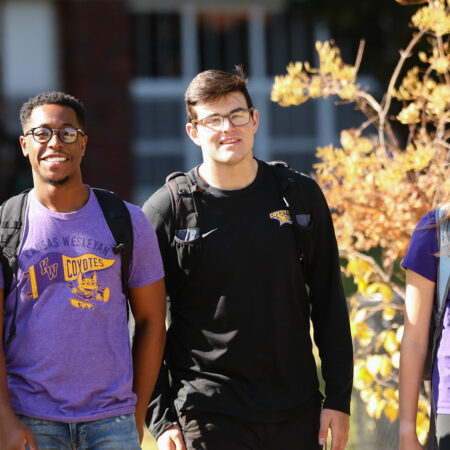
[190,159,265,198]
[29,186,95,221]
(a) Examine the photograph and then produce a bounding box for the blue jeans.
[17,413,141,450]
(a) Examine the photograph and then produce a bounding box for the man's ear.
[20,135,29,158]
[80,135,88,157]
[251,109,259,134]
[186,123,201,147]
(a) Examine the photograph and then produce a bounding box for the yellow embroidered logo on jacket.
[270,210,292,226]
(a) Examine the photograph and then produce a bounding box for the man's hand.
[156,424,186,450]
[0,413,38,450]
[318,408,349,449]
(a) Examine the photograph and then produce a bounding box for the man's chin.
[41,175,70,187]
[217,151,249,166]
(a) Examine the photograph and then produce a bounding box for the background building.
[1,0,133,201]
[0,0,385,205]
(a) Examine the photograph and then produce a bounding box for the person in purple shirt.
[0,92,166,449]
[400,205,450,449]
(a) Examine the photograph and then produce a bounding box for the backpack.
[0,188,133,346]
[423,204,450,381]
[423,205,449,450]
[165,160,315,281]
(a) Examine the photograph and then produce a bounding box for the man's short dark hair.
[20,91,86,131]
[185,66,254,124]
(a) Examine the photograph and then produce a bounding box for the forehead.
[194,91,247,117]
[27,104,79,129]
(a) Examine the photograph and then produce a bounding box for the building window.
[265,10,314,76]
[135,154,184,192]
[197,12,249,73]
[269,101,317,138]
[132,12,181,77]
[134,98,184,140]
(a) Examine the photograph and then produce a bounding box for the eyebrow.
[33,122,77,129]
[200,107,248,120]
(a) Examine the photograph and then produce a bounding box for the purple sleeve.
[0,261,3,289]
[401,210,438,282]
[126,203,165,288]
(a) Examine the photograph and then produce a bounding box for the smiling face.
[186,91,259,169]
[20,104,87,189]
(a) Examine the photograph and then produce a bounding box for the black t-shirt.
[143,159,353,438]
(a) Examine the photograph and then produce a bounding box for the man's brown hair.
[185,66,254,124]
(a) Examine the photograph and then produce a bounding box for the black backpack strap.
[268,161,312,219]
[424,207,450,380]
[436,205,450,317]
[93,188,133,300]
[165,171,204,234]
[424,207,449,449]
[268,161,314,282]
[0,190,30,345]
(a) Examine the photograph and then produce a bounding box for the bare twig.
[379,29,428,152]
[381,29,427,117]
[357,116,379,135]
[355,91,382,114]
[354,39,366,74]
[437,34,450,87]
[437,139,450,150]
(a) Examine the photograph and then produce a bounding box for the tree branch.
[379,28,428,152]
[340,249,406,299]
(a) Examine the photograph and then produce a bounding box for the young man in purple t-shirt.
[0,92,166,449]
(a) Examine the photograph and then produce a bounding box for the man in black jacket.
[142,67,353,450]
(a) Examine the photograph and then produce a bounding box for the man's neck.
[198,158,258,190]
[33,181,90,213]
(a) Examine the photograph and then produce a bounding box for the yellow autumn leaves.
[272,1,449,269]
[394,66,450,124]
[347,257,430,441]
[412,0,450,36]
[314,130,444,266]
[347,257,403,423]
[271,41,358,107]
[271,0,449,444]
[355,360,398,419]
[347,258,394,304]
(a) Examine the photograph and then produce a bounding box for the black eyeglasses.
[24,127,85,144]
[192,107,254,130]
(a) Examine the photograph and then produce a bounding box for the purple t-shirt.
[402,210,450,413]
[0,188,164,422]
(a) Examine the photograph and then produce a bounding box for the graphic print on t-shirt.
[269,209,292,226]
[23,250,115,310]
